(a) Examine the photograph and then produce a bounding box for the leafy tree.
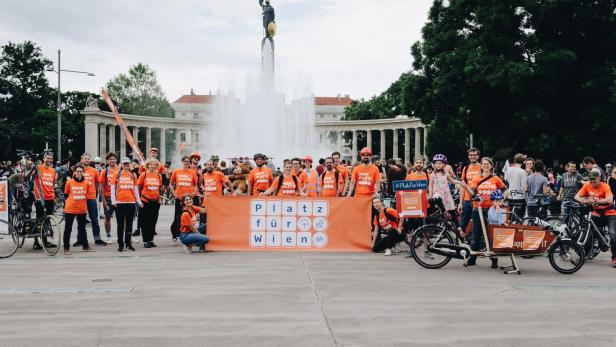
[106,63,174,117]
[0,41,53,158]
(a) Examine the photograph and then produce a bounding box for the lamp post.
[47,49,95,162]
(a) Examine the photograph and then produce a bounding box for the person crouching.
[179,194,208,254]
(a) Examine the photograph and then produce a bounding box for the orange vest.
[305,168,319,197]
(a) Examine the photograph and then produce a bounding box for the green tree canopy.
[106,63,174,117]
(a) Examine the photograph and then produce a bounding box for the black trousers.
[35,199,55,218]
[372,230,404,253]
[64,213,87,249]
[170,199,182,238]
[140,201,160,243]
[115,204,135,247]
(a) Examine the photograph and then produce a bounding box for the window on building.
[195,132,200,143]
[180,133,186,142]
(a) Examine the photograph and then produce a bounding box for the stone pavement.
[1,205,616,346]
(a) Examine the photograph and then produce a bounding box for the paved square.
[1,205,616,346]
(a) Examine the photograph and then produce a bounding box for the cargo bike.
[409,196,585,274]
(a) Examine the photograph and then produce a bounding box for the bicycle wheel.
[548,240,585,274]
[409,225,454,269]
[41,216,61,256]
[0,219,18,258]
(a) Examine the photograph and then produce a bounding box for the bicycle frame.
[577,211,610,257]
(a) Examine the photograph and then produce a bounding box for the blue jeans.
[78,199,101,242]
[180,232,209,247]
[459,200,473,230]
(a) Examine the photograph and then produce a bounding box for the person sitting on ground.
[371,197,403,256]
[179,194,208,254]
[487,190,507,225]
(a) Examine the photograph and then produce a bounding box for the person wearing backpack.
[319,157,343,197]
[137,158,163,248]
[261,162,307,197]
[371,197,403,256]
[111,157,143,252]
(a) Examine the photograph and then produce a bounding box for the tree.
[106,63,174,117]
[0,41,53,158]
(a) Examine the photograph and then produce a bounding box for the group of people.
[6,145,616,267]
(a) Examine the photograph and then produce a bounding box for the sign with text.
[487,225,555,254]
[396,190,427,218]
[207,196,372,252]
[392,180,428,192]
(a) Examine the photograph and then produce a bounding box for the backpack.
[276,175,299,194]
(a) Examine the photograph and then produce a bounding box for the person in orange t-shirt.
[62,164,95,254]
[32,152,56,251]
[319,157,343,197]
[169,156,199,240]
[111,158,143,252]
[137,158,163,247]
[100,152,120,242]
[371,197,403,256]
[78,153,105,246]
[332,151,350,195]
[262,162,306,197]
[347,147,381,198]
[247,153,274,195]
[291,157,308,188]
[575,171,616,266]
[200,160,232,207]
[458,148,482,234]
[178,194,208,254]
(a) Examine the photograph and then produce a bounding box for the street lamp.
[47,49,95,163]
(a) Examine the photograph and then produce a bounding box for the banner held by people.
[101,89,145,164]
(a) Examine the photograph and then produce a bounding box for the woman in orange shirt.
[261,162,306,197]
[63,164,95,255]
[178,194,208,254]
[371,197,403,256]
[137,158,163,248]
[111,157,143,252]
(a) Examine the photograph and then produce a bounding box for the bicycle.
[569,203,612,261]
[410,195,585,274]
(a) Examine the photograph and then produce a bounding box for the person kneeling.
[371,197,403,256]
[179,194,208,254]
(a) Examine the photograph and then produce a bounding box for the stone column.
[99,123,107,157]
[160,128,166,163]
[145,127,152,152]
[175,129,181,158]
[423,127,428,155]
[108,125,116,155]
[393,129,399,160]
[132,127,139,158]
[120,128,127,159]
[380,129,386,159]
[351,130,358,161]
[338,131,344,152]
[84,122,98,158]
[366,129,372,151]
[404,128,411,164]
[414,127,421,158]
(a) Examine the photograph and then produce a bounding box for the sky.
[0,0,433,102]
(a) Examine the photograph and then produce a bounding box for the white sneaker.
[183,244,192,254]
[384,249,392,256]
[106,234,112,243]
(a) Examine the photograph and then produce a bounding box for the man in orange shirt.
[200,160,232,206]
[169,156,199,240]
[458,148,481,235]
[32,152,57,250]
[100,152,120,242]
[291,157,308,189]
[332,151,349,195]
[319,157,343,197]
[247,153,274,195]
[346,147,381,198]
[575,171,616,267]
[75,153,107,246]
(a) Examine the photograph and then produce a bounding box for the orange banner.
[101,89,145,164]
[206,196,372,252]
[492,227,515,250]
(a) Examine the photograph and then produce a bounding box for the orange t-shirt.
[335,164,350,186]
[405,171,430,182]
[99,166,119,198]
[351,164,381,197]
[170,168,198,197]
[320,170,343,197]
[293,169,308,187]
[272,175,303,196]
[34,165,56,200]
[139,162,166,175]
[63,178,94,214]
[470,175,506,209]
[137,171,162,202]
[180,206,201,233]
[113,170,137,204]
[462,164,481,201]
[201,171,229,207]
[577,182,616,216]
[248,166,274,195]
[373,208,399,230]
[82,166,99,200]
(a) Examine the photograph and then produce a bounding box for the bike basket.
[487,225,555,255]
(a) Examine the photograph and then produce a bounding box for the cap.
[588,171,600,180]
[210,154,220,161]
[303,155,313,162]
[120,157,131,164]
[149,147,159,152]
[93,157,102,163]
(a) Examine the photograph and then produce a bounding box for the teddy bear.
[228,163,251,195]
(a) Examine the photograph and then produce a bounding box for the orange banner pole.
[100,89,145,164]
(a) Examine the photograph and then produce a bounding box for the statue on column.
[258,0,276,80]
[259,0,276,39]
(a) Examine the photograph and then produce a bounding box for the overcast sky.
[0,0,433,102]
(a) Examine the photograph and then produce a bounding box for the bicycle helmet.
[190,151,201,159]
[253,153,265,160]
[490,190,504,201]
[432,154,448,163]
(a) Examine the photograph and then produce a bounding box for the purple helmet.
[432,154,448,163]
